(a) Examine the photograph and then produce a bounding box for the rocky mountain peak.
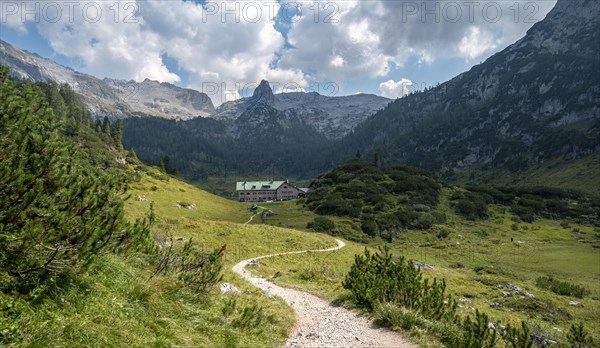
[250,80,275,105]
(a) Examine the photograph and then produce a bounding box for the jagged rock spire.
[250,80,274,105]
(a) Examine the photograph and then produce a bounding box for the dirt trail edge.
[232,239,416,348]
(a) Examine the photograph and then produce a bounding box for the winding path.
[243,213,255,225]
[232,239,415,348]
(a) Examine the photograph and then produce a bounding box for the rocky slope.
[336,0,599,176]
[0,40,215,120]
[213,80,391,140]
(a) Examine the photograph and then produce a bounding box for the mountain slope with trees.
[122,100,333,181]
[335,0,599,183]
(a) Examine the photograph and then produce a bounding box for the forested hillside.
[334,0,600,183]
[122,103,332,181]
[304,159,599,243]
[306,159,446,242]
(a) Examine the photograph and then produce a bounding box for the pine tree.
[112,118,123,148]
[95,119,102,132]
[567,322,594,348]
[158,157,166,173]
[43,81,68,120]
[103,116,111,135]
[127,149,139,163]
[0,66,152,290]
[373,152,381,168]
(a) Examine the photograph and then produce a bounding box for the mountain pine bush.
[0,65,153,294]
[343,245,457,321]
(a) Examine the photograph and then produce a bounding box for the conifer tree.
[95,119,102,132]
[103,116,111,135]
[112,118,123,148]
[0,66,152,289]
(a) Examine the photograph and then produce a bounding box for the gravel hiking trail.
[232,239,416,348]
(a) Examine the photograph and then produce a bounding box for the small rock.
[568,301,580,306]
[532,335,556,346]
[219,283,240,294]
[502,291,511,298]
[136,195,147,202]
[459,298,472,303]
[490,302,503,308]
[416,262,433,269]
[497,283,535,298]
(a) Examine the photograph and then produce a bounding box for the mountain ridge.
[335,0,599,177]
[0,40,216,120]
[211,80,391,140]
[1,41,391,140]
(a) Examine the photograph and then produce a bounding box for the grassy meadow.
[7,165,597,347]
[4,167,338,347]
[249,187,600,346]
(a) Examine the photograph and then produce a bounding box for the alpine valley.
[1,0,600,347]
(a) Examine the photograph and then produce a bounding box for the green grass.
[125,171,250,223]
[245,200,319,231]
[453,153,600,197]
[10,253,294,348]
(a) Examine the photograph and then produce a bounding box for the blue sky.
[1,0,556,104]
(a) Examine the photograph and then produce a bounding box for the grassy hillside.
[452,153,600,197]
[5,165,338,347]
[125,168,335,266]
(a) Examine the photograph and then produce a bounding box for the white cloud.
[4,0,302,105]
[457,26,501,61]
[379,78,413,99]
[3,0,557,104]
[32,1,181,83]
[277,0,556,82]
[330,55,344,67]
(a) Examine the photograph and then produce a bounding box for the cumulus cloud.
[2,0,557,104]
[457,26,501,60]
[3,0,302,104]
[278,0,556,81]
[379,78,413,99]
